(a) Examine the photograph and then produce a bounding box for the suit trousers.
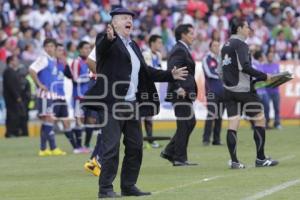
[97,106,143,194]
[165,99,196,162]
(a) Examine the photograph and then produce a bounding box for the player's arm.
[237,44,268,81]
[28,57,48,91]
[87,58,96,74]
[87,47,96,74]
[202,55,219,79]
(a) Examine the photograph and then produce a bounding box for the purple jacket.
[262,62,280,94]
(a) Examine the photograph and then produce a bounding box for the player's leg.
[53,100,77,150]
[38,98,66,156]
[225,90,244,169]
[246,93,278,167]
[84,109,98,151]
[73,99,84,151]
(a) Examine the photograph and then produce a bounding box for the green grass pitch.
[1,126,300,200]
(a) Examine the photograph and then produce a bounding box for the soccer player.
[142,34,163,148]
[29,38,66,156]
[54,43,78,152]
[82,45,102,176]
[69,41,96,153]
[202,40,224,146]
[219,20,278,168]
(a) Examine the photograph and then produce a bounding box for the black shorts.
[52,99,69,118]
[224,89,263,118]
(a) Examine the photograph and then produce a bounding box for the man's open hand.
[172,66,188,80]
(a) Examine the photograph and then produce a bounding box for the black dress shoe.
[212,141,222,146]
[173,161,198,166]
[121,186,151,196]
[160,151,174,163]
[98,191,121,198]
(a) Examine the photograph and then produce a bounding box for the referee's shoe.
[255,157,279,167]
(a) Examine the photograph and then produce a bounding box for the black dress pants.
[97,108,143,194]
[164,99,196,162]
[5,105,21,137]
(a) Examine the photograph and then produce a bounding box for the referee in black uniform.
[220,20,278,169]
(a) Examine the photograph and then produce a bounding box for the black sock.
[253,126,266,160]
[227,129,238,162]
[85,127,93,148]
[64,130,77,149]
[73,128,82,148]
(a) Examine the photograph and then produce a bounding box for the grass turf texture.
[0,126,300,200]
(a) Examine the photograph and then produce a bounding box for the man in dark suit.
[3,55,24,138]
[82,8,188,199]
[161,24,198,166]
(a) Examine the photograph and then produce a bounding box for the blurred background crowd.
[0,0,299,135]
[2,0,300,64]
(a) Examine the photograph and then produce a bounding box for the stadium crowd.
[1,0,300,64]
[1,0,298,137]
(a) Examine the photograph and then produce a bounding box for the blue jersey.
[54,60,66,96]
[202,52,224,96]
[70,57,90,98]
[29,53,65,100]
[37,57,57,91]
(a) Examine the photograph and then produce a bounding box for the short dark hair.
[230,19,246,35]
[56,43,64,48]
[175,24,193,41]
[253,50,263,60]
[77,41,90,50]
[6,55,16,65]
[43,38,56,47]
[148,34,162,46]
[66,41,73,51]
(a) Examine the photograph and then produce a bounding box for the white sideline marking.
[153,155,296,195]
[153,176,222,195]
[242,179,300,200]
[277,155,296,162]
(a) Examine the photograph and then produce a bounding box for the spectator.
[173,8,194,26]
[29,3,54,30]
[155,7,173,29]
[151,19,175,59]
[239,0,256,21]
[271,18,293,42]
[18,28,34,50]
[91,12,106,33]
[140,7,156,34]
[269,30,292,60]
[287,42,300,60]
[251,16,269,44]
[3,55,24,138]
[247,28,263,47]
[21,43,38,62]
[100,3,112,23]
[209,6,229,30]
[263,50,281,129]
[264,2,282,30]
